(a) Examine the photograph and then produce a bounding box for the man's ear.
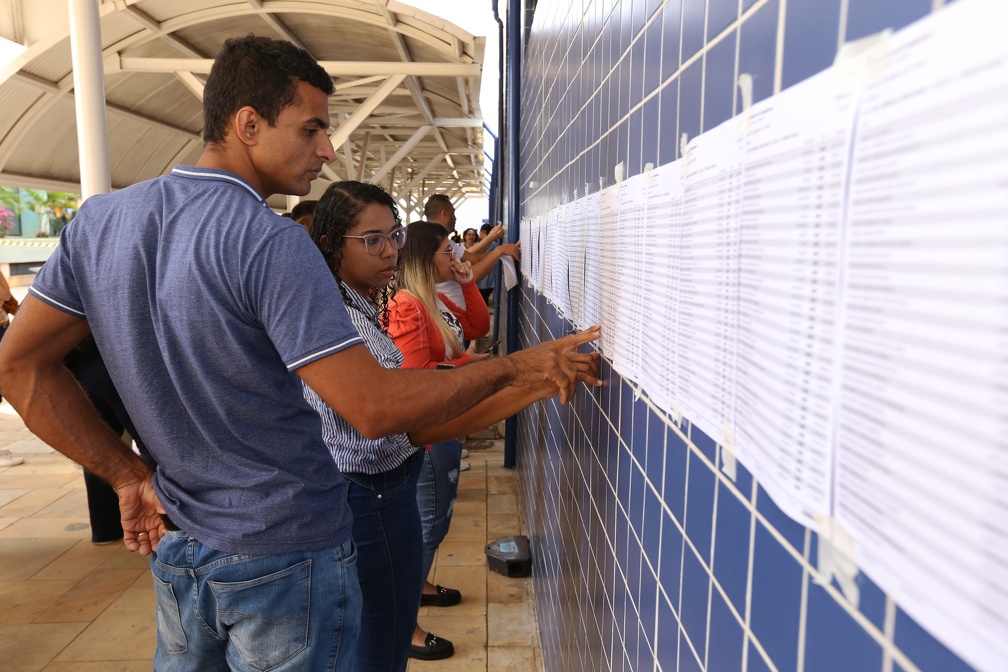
[234,107,259,146]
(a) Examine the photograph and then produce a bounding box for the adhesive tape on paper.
[614,161,625,189]
[644,162,654,184]
[834,29,891,95]
[671,402,684,426]
[720,418,737,482]
[813,514,860,607]
[737,73,753,132]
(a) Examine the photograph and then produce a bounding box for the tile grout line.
[741,475,759,672]
[881,596,896,672]
[524,0,773,203]
[796,528,811,672]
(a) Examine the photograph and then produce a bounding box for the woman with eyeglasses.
[304,183,590,670]
[387,221,493,659]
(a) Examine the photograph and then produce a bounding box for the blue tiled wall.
[514,1,975,671]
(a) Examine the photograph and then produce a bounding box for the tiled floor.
[0,402,542,672]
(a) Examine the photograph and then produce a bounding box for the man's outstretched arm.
[464,241,521,283]
[0,295,164,553]
[297,325,601,440]
[465,224,504,255]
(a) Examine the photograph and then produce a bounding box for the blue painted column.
[503,0,522,468]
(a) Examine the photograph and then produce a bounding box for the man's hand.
[565,348,601,388]
[118,474,167,555]
[499,241,521,261]
[0,296,170,555]
[487,225,505,242]
[506,325,601,404]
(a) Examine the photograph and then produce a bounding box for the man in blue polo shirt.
[0,35,597,671]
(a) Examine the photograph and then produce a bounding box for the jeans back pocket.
[208,559,311,671]
[152,572,188,654]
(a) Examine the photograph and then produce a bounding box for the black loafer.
[419,584,462,607]
[410,632,455,660]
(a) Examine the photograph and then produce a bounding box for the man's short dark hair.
[202,35,334,145]
[423,194,453,220]
[290,200,317,222]
[480,223,493,236]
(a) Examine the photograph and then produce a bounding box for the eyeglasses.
[343,227,407,255]
[434,247,455,258]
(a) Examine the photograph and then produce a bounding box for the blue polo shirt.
[30,166,362,554]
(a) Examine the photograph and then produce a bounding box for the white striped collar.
[170,166,266,205]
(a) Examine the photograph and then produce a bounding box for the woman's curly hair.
[310,181,402,329]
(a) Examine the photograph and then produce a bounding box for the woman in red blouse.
[389,222,490,368]
[388,221,491,660]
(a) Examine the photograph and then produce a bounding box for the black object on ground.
[486,535,532,577]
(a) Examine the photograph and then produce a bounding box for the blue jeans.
[343,449,424,672]
[150,531,361,672]
[416,440,462,582]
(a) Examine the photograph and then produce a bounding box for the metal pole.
[503,0,522,469]
[67,0,111,199]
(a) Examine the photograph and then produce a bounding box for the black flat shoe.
[419,584,462,607]
[410,632,454,660]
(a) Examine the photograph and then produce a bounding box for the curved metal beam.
[116,57,480,77]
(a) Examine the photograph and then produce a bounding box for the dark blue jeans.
[150,532,360,672]
[416,440,462,582]
[343,449,424,672]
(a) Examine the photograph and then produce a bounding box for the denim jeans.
[343,449,424,672]
[416,440,462,582]
[150,531,361,672]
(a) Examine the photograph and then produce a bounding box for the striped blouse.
[302,283,418,475]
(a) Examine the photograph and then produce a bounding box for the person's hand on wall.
[499,241,521,261]
[506,325,601,404]
[487,224,505,242]
[564,345,601,388]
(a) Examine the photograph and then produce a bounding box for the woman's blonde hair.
[393,221,462,356]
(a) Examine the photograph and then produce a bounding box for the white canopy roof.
[0,0,487,211]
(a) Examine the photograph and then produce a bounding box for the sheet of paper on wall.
[640,161,685,411]
[519,217,531,282]
[610,173,648,381]
[537,213,548,293]
[567,196,587,327]
[674,122,743,447]
[500,256,518,291]
[833,1,1008,669]
[596,184,620,358]
[728,64,858,527]
[547,207,560,309]
[552,203,572,318]
[524,216,535,290]
[581,191,602,329]
[542,208,555,303]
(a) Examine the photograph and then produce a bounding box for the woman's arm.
[408,381,556,445]
[442,281,490,339]
[388,293,443,369]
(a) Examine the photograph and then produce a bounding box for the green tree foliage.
[18,189,80,236]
